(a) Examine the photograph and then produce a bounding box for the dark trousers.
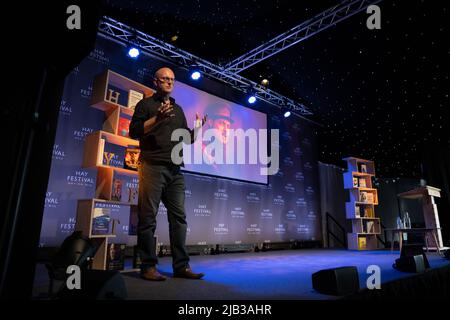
[137,161,190,272]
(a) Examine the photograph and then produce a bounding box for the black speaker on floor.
[393,255,426,273]
[393,244,430,272]
[312,266,360,296]
[57,270,127,300]
[444,249,450,259]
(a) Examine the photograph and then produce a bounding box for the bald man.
[130,67,207,281]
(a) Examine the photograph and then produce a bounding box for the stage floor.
[33,249,450,300]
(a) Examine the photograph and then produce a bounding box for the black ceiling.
[102,0,449,178]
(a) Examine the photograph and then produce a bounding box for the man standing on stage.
[129,67,207,281]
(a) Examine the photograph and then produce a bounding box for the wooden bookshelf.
[75,70,150,270]
[343,157,381,250]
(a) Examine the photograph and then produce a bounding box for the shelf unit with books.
[75,69,152,270]
[343,157,381,250]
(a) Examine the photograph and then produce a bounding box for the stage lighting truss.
[223,0,382,74]
[98,16,313,116]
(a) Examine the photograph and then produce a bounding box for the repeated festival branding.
[59,100,73,117]
[214,188,229,201]
[194,204,211,217]
[45,191,60,208]
[66,170,95,187]
[88,48,110,65]
[73,126,93,141]
[52,144,67,161]
[230,207,245,218]
[213,223,229,235]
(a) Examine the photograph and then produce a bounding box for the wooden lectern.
[397,185,445,250]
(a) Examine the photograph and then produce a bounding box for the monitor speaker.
[57,269,127,300]
[312,266,360,295]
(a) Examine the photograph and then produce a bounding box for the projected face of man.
[206,104,233,144]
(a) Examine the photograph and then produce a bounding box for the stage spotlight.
[127,47,140,59]
[284,111,291,118]
[261,78,269,87]
[248,95,256,104]
[190,70,201,80]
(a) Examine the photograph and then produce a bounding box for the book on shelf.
[97,138,105,165]
[112,171,139,205]
[127,89,144,110]
[92,207,112,235]
[111,178,123,202]
[118,113,132,137]
[353,177,358,187]
[362,221,367,233]
[103,143,125,168]
[359,164,367,173]
[360,191,368,202]
[129,205,139,236]
[358,178,366,188]
[106,243,126,270]
[355,205,361,218]
[364,206,374,218]
[106,85,128,106]
[358,237,367,249]
[366,192,374,203]
[366,221,375,233]
[124,146,140,171]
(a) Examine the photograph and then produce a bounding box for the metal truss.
[98,16,313,116]
[223,0,382,74]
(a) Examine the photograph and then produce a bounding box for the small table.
[397,186,444,250]
[384,228,441,255]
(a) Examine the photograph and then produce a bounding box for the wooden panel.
[90,70,109,109]
[75,199,94,236]
[101,130,139,147]
[96,167,114,200]
[82,131,101,169]
[91,238,107,270]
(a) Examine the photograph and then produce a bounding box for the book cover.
[366,192,374,203]
[124,146,140,171]
[111,178,123,202]
[92,207,111,235]
[106,243,126,270]
[103,143,125,168]
[112,171,139,205]
[353,177,358,187]
[359,164,367,173]
[360,191,368,202]
[106,85,128,106]
[128,89,144,110]
[362,221,367,233]
[118,113,132,137]
[367,221,375,233]
[358,237,367,249]
[364,207,374,218]
[355,205,361,218]
[358,178,366,188]
[129,205,138,236]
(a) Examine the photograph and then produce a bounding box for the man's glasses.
[156,77,175,83]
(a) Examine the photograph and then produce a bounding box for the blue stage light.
[284,111,291,118]
[128,47,140,58]
[191,71,201,80]
[248,95,257,104]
